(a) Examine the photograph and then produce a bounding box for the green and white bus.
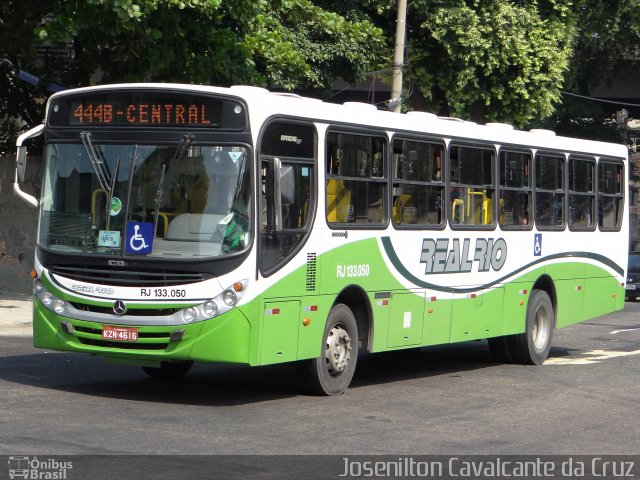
[14,83,628,394]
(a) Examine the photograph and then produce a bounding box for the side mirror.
[16,146,27,183]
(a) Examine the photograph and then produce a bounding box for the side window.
[569,157,595,230]
[449,145,495,227]
[499,150,532,228]
[535,154,565,229]
[598,161,624,230]
[392,139,444,227]
[326,132,387,226]
[259,122,316,275]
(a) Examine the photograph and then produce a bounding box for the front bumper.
[33,296,252,365]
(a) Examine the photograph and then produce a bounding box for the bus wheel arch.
[333,284,373,352]
[531,275,557,328]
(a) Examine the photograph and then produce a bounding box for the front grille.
[77,338,168,350]
[50,265,204,287]
[69,302,182,317]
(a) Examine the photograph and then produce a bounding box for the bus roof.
[45,82,629,159]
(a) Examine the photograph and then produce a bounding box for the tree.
[407,0,575,126]
[0,0,385,152]
[544,0,640,141]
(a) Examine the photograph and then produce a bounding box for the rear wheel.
[299,303,358,395]
[509,289,554,365]
[142,361,193,380]
[488,335,513,363]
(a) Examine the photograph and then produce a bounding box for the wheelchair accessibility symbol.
[126,221,153,255]
[534,233,542,257]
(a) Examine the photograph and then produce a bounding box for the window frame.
[498,148,533,231]
[390,135,446,230]
[448,142,497,231]
[325,128,389,230]
[534,151,567,231]
[568,155,597,232]
[597,158,625,232]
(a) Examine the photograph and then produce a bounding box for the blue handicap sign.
[534,233,542,257]
[126,221,153,255]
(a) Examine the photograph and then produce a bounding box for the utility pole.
[390,0,407,113]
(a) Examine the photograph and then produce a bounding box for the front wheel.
[142,361,193,380]
[509,289,554,365]
[299,304,358,395]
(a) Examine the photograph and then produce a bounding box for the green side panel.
[295,297,334,361]
[554,279,585,328]
[321,238,394,294]
[387,291,424,347]
[501,283,529,336]
[259,300,300,364]
[583,276,617,321]
[369,293,390,352]
[549,262,585,328]
[450,287,504,342]
[422,295,452,346]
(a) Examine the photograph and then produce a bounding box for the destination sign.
[48,90,246,129]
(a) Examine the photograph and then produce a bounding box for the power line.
[561,90,640,108]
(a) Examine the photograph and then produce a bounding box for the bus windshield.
[39,141,251,258]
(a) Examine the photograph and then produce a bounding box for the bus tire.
[488,335,513,363]
[142,361,193,380]
[299,303,358,395]
[509,289,554,365]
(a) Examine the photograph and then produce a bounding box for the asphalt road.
[0,301,638,464]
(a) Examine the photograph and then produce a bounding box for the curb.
[0,292,33,335]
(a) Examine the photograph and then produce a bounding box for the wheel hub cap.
[325,325,352,376]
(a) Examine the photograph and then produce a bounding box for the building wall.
[0,155,40,293]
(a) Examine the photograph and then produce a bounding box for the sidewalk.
[0,291,33,336]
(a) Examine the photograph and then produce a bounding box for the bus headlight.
[222,290,237,307]
[182,307,197,323]
[53,299,66,314]
[42,291,54,306]
[203,300,218,317]
[34,280,44,294]
[179,279,248,323]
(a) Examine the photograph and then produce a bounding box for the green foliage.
[567,0,640,93]
[0,0,385,152]
[245,0,385,91]
[408,0,574,126]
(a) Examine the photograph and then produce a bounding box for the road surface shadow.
[0,337,571,406]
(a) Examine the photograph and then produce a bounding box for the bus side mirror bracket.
[14,123,44,208]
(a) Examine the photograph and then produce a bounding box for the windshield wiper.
[80,131,110,191]
[172,133,195,164]
[152,134,195,237]
[105,154,121,231]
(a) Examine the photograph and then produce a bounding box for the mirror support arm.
[14,124,44,208]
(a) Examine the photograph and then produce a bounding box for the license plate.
[626,285,636,290]
[102,325,139,342]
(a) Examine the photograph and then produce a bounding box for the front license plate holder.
[102,325,139,342]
